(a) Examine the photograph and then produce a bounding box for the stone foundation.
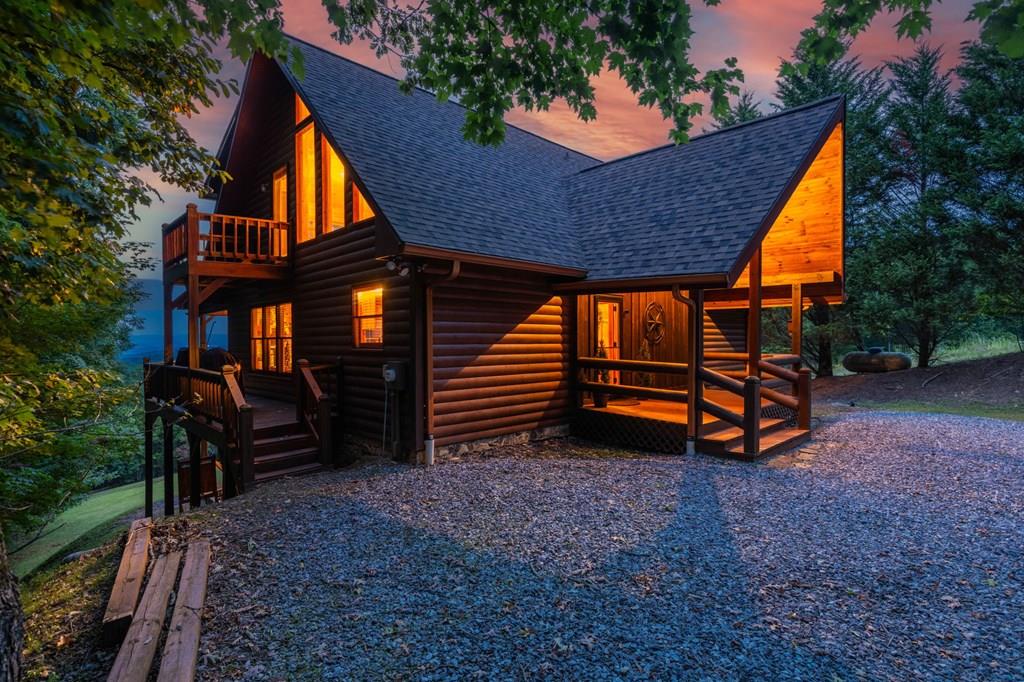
[431,424,571,461]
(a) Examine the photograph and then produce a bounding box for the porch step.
[253,421,304,440]
[254,432,317,457]
[254,461,323,484]
[724,427,810,460]
[700,418,788,450]
[254,446,320,475]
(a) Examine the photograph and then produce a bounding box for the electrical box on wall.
[382,361,407,390]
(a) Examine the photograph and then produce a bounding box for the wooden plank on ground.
[107,551,182,682]
[102,517,152,644]
[157,540,211,682]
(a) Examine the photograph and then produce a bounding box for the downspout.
[421,260,461,465]
[672,285,700,455]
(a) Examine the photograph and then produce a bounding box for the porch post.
[686,289,704,446]
[746,247,762,378]
[790,282,803,357]
[163,280,174,363]
[187,274,200,369]
[162,418,175,517]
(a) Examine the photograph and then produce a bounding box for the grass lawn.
[10,478,173,578]
[856,399,1024,422]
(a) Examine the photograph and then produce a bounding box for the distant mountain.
[126,278,227,361]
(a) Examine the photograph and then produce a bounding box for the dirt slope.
[813,352,1024,408]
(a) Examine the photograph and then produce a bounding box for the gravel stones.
[194,412,1024,680]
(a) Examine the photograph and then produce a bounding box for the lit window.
[272,167,287,223]
[353,183,375,222]
[322,137,346,232]
[251,303,293,373]
[353,286,383,347]
[295,93,310,124]
[295,123,315,243]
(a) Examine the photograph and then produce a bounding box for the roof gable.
[278,37,599,272]
[566,97,844,283]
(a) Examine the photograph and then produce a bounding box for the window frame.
[321,135,346,234]
[294,122,316,243]
[352,284,384,349]
[352,182,375,224]
[250,303,294,374]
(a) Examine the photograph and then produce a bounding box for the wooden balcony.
[162,204,290,282]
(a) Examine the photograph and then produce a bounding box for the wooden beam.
[196,278,229,307]
[107,551,182,682]
[791,282,803,356]
[157,541,211,682]
[102,518,152,645]
[163,282,174,362]
[162,420,175,517]
[187,274,200,368]
[691,289,704,441]
[746,247,762,378]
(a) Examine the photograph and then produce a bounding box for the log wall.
[430,265,573,446]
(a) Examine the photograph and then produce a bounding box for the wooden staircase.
[252,421,324,483]
[698,417,810,460]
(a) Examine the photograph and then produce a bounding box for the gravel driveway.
[190,412,1024,680]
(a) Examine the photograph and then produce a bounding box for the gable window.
[295,123,316,243]
[352,285,383,348]
[272,167,288,223]
[353,184,375,222]
[322,137,346,233]
[295,93,310,124]
[251,303,293,373]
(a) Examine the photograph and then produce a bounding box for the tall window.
[251,303,293,373]
[352,285,383,348]
[295,123,316,243]
[295,93,310,124]
[272,167,287,223]
[353,184,375,222]
[322,137,346,232]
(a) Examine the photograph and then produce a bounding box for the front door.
[595,297,622,384]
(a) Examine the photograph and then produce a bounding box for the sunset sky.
[133,0,978,267]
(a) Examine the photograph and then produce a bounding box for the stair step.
[254,461,323,484]
[254,432,317,456]
[725,427,810,460]
[254,447,320,474]
[701,418,787,448]
[253,421,304,439]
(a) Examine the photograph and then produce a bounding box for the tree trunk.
[917,327,933,368]
[0,528,23,681]
[809,303,834,377]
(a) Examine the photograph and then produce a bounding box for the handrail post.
[743,376,761,457]
[296,358,308,423]
[318,396,333,467]
[239,404,255,489]
[797,367,811,430]
[186,203,199,264]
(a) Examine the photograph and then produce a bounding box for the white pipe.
[424,435,435,466]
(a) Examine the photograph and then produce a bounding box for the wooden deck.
[248,394,298,429]
[579,389,770,426]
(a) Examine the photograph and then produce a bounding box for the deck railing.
[577,356,689,403]
[162,204,289,268]
[143,361,254,510]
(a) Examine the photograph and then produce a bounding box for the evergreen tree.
[856,45,977,367]
[708,90,763,130]
[954,42,1024,350]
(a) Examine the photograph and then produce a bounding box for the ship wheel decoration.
[644,302,666,345]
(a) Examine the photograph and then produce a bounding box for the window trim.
[321,135,346,234]
[294,122,316,243]
[250,303,294,374]
[352,284,384,349]
[295,93,311,126]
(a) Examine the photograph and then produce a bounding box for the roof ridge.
[575,94,845,175]
[280,33,600,163]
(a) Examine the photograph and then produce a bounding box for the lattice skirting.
[573,409,687,454]
[762,403,797,425]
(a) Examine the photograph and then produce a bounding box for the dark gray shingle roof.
[567,97,842,281]
[281,38,599,272]
[278,38,842,282]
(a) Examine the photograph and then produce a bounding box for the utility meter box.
[382,361,407,390]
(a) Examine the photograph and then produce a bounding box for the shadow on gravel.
[200,463,851,680]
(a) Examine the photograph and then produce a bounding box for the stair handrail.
[221,365,253,492]
[297,359,333,467]
[698,366,761,455]
[758,359,811,429]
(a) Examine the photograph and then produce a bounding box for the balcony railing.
[163,204,289,269]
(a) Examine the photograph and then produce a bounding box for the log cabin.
[143,35,844,508]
